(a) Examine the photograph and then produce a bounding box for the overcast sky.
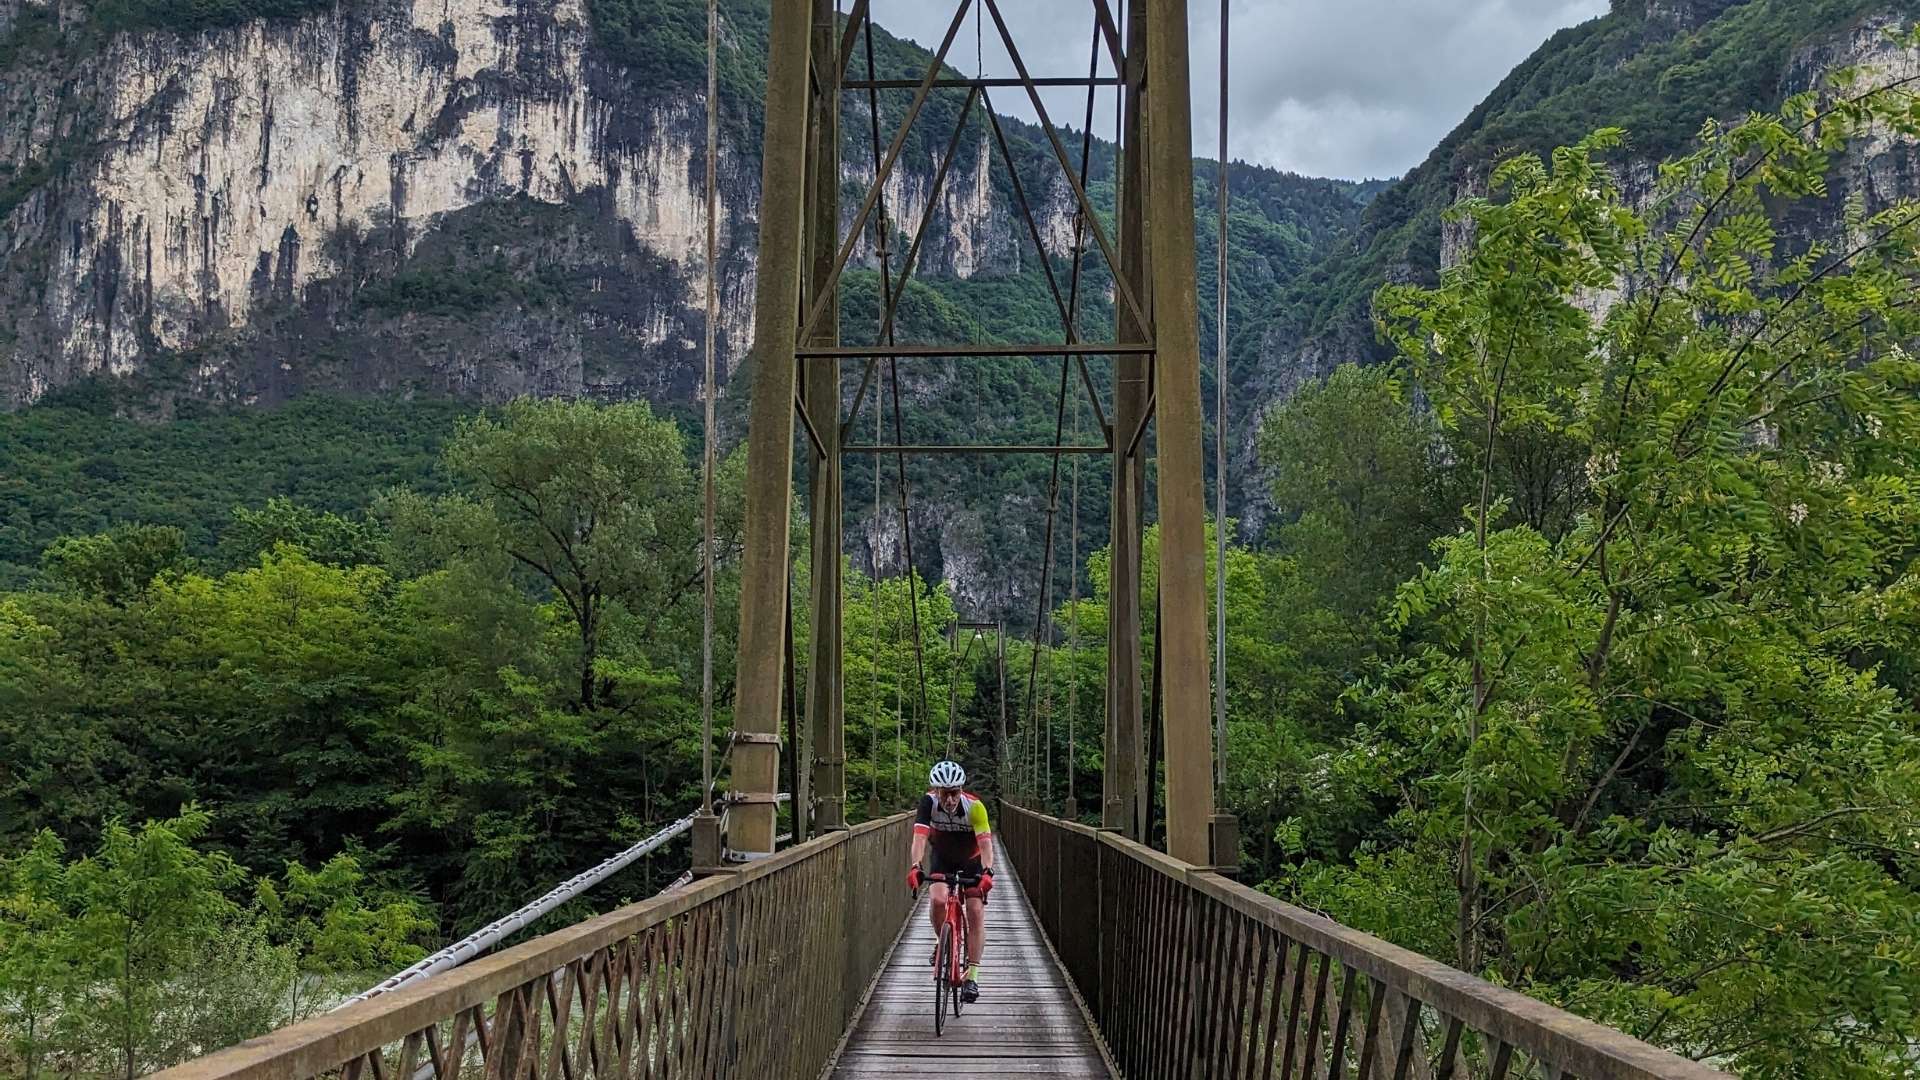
[867,0,1610,180]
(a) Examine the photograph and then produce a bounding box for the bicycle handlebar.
[923,870,985,888]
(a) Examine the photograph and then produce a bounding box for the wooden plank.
[828,859,1112,1079]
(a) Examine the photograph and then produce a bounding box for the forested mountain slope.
[5,0,1918,601]
[1234,0,1920,530]
[0,0,1370,613]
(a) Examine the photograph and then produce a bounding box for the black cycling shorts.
[927,852,987,900]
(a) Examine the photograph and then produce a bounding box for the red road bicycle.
[920,871,982,1036]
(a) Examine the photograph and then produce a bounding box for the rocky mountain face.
[2,0,727,405]
[1233,0,1920,535]
[23,0,1899,617]
[0,0,1368,620]
[0,0,1075,408]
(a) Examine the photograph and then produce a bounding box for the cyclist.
[905,760,994,1003]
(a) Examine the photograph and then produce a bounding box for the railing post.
[841,829,858,1022]
[691,812,722,873]
[1096,829,1116,1032]
[1209,811,1241,874]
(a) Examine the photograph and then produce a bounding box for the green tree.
[3,544,421,868]
[155,548,416,866]
[428,399,736,712]
[1259,363,1453,615]
[1301,75,1920,1076]
[165,920,298,1064]
[255,853,432,1018]
[0,832,79,1079]
[0,594,136,848]
[40,524,188,606]
[388,662,694,924]
[1068,520,1377,870]
[835,563,959,813]
[218,497,383,570]
[67,807,244,1079]
[1,814,434,1074]
[379,399,746,924]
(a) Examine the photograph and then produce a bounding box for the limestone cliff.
[0,0,1067,410]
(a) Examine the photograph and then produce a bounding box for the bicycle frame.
[925,872,978,986]
[939,887,967,987]
[923,871,981,1033]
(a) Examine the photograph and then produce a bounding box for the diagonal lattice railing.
[1000,804,1732,1080]
[153,814,911,1080]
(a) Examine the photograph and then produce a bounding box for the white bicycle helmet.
[929,760,967,789]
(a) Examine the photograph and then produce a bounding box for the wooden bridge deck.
[828,859,1113,1079]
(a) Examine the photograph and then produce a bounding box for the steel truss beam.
[843,444,1111,455]
[798,0,975,347]
[803,0,844,839]
[800,343,1151,359]
[733,0,1217,863]
[1105,0,1148,842]
[847,77,1122,89]
[1141,0,1214,865]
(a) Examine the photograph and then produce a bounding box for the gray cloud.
[865,0,1609,179]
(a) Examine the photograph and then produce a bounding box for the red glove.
[906,866,923,892]
[976,869,994,897]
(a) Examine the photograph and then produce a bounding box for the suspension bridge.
[155,0,1732,1076]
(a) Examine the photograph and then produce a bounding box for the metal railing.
[153,814,913,1080]
[337,813,704,1008]
[339,788,793,1009]
[1000,804,1731,1080]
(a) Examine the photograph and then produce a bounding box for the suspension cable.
[945,626,982,757]
[1019,15,1103,805]
[1068,385,1080,811]
[947,621,958,758]
[1024,344,1069,801]
[784,571,799,841]
[1042,616,1053,803]
[872,284,885,811]
[894,656,905,803]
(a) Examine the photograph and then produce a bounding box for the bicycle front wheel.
[933,922,951,1038]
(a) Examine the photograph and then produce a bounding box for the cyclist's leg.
[926,849,960,938]
[964,857,987,966]
[927,882,949,933]
[958,856,986,1003]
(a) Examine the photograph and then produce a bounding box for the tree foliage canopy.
[1290,76,1920,1076]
